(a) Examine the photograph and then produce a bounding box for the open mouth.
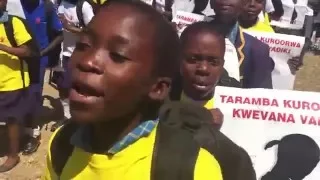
[247,10,258,15]
[192,82,210,91]
[219,4,233,11]
[69,80,103,104]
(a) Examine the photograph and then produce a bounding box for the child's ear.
[148,77,172,101]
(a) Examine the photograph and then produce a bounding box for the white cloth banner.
[172,11,210,35]
[215,86,320,180]
[270,0,313,30]
[244,31,305,90]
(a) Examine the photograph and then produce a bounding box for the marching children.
[44,1,222,179]
[0,0,38,172]
[50,0,94,131]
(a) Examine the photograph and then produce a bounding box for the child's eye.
[208,58,221,66]
[109,52,129,63]
[75,42,90,51]
[186,55,200,63]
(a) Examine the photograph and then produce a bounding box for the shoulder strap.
[4,15,17,47]
[76,0,86,27]
[50,122,78,177]
[151,123,199,180]
[152,102,202,180]
[4,15,26,88]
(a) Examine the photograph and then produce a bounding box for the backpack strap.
[76,0,86,27]
[4,15,26,88]
[4,16,17,47]
[50,122,78,177]
[152,103,201,180]
[151,123,199,180]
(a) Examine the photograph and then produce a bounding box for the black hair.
[180,21,226,49]
[103,0,181,78]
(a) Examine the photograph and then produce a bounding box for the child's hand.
[0,43,8,51]
[59,15,72,29]
[287,56,302,75]
[209,108,223,130]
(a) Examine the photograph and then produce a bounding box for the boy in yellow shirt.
[0,0,38,172]
[239,0,275,32]
[44,1,222,180]
[178,22,225,128]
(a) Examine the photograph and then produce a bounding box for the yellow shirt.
[92,0,107,4]
[0,17,31,91]
[44,126,222,180]
[244,21,275,33]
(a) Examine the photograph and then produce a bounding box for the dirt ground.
[0,54,319,180]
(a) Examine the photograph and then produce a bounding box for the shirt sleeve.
[194,148,223,180]
[82,2,95,26]
[12,17,32,46]
[50,6,63,31]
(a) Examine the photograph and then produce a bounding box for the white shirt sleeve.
[6,0,25,19]
[265,0,275,13]
[82,1,95,26]
[57,2,64,15]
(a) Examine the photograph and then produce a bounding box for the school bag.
[4,15,41,86]
[49,102,256,180]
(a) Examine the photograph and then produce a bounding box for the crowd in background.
[0,0,319,179]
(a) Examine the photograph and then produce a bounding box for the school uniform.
[180,92,214,109]
[230,23,275,89]
[44,121,222,180]
[56,0,94,90]
[250,13,275,33]
[0,14,32,123]
[21,0,63,89]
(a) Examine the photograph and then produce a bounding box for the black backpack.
[4,15,41,86]
[49,102,256,180]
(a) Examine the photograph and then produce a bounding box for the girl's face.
[241,0,265,21]
[181,31,225,100]
[69,4,162,123]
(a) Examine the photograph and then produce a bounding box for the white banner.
[270,0,313,30]
[172,11,211,35]
[244,31,305,90]
[215,86,320,180]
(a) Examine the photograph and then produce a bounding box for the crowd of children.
[0,0,319,179]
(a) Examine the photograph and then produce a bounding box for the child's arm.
[209,108,223,130]
[0,42,32,58]
[60,15,82,34]
[0,17,35,58]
